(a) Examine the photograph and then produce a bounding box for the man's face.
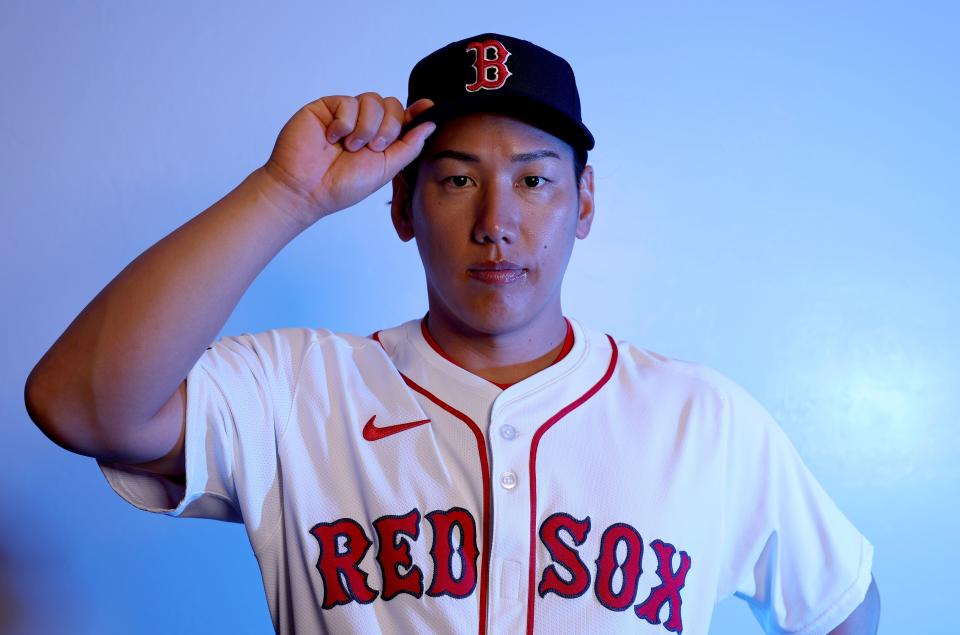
[391,112,595,336]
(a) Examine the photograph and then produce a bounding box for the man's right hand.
[25,93,437,476]
[262,94,436,227]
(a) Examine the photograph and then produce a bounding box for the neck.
[424,304,569,386]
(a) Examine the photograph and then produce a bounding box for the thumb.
[383,121,437,175]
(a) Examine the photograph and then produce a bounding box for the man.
[25,33,878,634]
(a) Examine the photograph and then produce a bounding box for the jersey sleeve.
[716,378,874,635]
[97,328,313,531]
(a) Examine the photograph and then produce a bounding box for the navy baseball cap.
[405,33,594,153]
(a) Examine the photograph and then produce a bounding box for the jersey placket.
[485,391,534,635]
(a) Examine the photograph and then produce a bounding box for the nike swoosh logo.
[362,415,431,441]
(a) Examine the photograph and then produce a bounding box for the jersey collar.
[418,314,575,391]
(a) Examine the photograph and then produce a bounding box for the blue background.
[3,2,956,633]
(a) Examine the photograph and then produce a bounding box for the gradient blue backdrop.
[3,2,956,633]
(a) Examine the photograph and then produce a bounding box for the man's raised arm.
[24,94,435,476]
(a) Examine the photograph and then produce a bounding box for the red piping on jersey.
[525,334,619,635]
[372,330,491,635]
[420,315,575,390]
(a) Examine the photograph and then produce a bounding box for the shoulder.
[611,334,744,405]
[577,321,777,436]
[194,326,406,400]
[598,331,795,473]
[204,326,387,363]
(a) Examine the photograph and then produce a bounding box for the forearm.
[828,576,880,635]
[25,167,309,454]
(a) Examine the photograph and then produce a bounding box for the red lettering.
[635,540,691,633]
[465,40,513,91]
[310,518,378,609]
[426,507,479,598]
[593,522,644,611]
[373,509,424,601]
[306,507,690,628]
[538,513,592,598]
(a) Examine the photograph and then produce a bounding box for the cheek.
[411,198,444,263]
[414,215,463,275]
[532,203,580,255]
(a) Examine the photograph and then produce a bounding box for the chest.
[272,370,727,634]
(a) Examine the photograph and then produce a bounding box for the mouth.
[467,260,528,285]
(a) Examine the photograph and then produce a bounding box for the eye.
[521,176,549,188]
[444,175,474,188]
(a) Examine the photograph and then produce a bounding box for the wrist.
[253,163,327,230]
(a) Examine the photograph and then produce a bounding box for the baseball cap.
[405,33,594,154]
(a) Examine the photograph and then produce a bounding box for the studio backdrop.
[3,2,956,633]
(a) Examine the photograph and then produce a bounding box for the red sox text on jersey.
[310,509,691,633]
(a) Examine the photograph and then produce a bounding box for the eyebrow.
[428,149,562,163]
[512,150,562,163]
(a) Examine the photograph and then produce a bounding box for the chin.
[453,296,541,337]
[427,279,555,337]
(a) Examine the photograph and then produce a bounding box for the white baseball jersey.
[99,317,873,634]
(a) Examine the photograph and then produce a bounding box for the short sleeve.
[97,328,313,533]
[716,379,874,635]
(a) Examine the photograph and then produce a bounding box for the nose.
[472,181,518,244]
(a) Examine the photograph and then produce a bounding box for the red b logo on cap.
[465,40,512,92]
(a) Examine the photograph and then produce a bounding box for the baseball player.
[26,34,879,634]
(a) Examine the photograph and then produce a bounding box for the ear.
[575,165,595,239]
[391,172,415,242]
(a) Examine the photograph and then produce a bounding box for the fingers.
[323,97,358,145]
[316,93,437,166]
[341,92,383,152]
[386,98,437,171]
[383,121,437,175]
[321,93,426,154]
[404,98,435,126]
[372,97,404,152]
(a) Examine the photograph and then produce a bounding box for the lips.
[467,260,527,285]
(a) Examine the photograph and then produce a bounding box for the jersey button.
[499,471,518,490]
[499,424,517,440]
